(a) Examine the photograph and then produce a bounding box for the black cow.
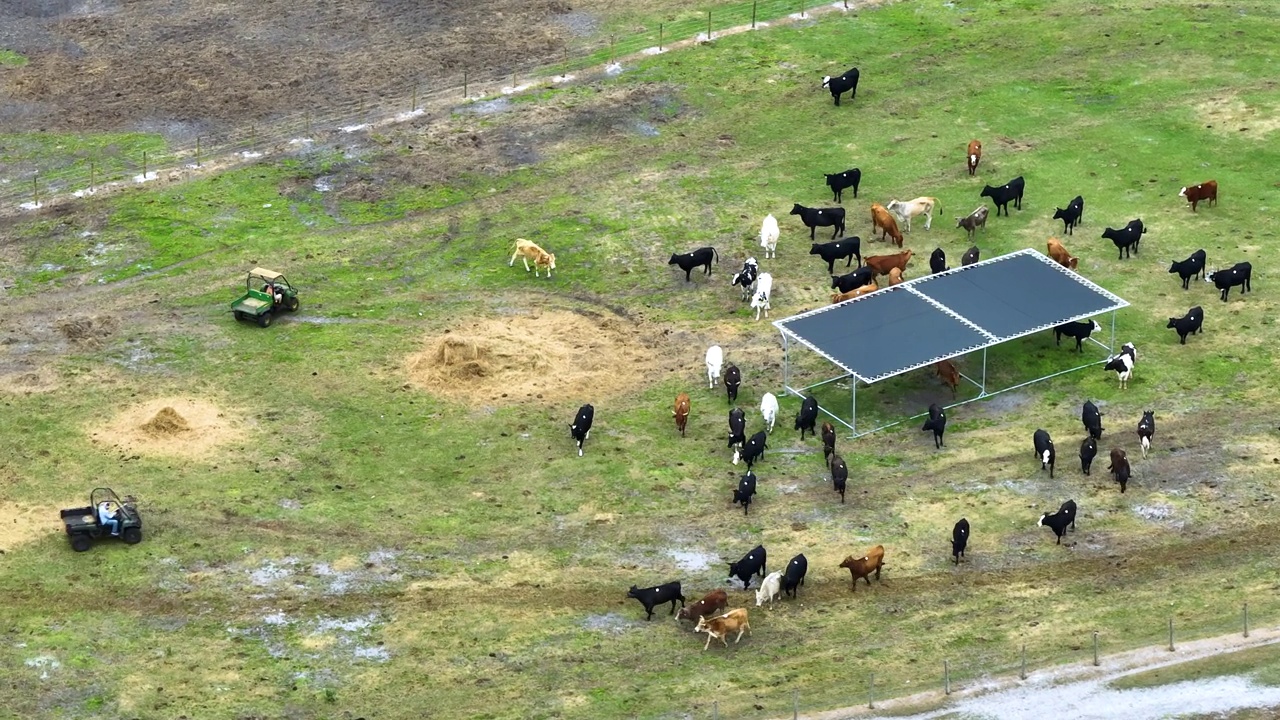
[1038,499,1077,545]
[822,67,859,106]
[570,404,594,457]
[627,581,686,620]
[810,238,862,273]
[1166,305,1203,345]
[929,247,948,274]
[831,267,876,293]
[1169,249,1207,290]
[961,245,980,266]
[783,554,808,598]
[1033,428,1056,478]
[737,430,768,470]
[727,407,746,450]
[1052,195,1084,235]
[730,259,759,301]
[952,518,969,564]
[724,365,741,404]
[980,176,1025,216]
[1080,436,1098,476]
[825,168,861,202]
[921,403,946,449]
[829,453,847,504]
[668,246,719,281]
[1102,219,1145,260]
[1207,262,1252,302]
[821,421,837,462]
[1081,400,1104,440]
[791,203,846,241]
[733,471,757,515]
[795,396,819,440]
[728,544,767,590]
[1138,410,1155,458]
[1054,319,1102,352]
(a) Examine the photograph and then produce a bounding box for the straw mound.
[140,406,192,436]
[92,397,241,459]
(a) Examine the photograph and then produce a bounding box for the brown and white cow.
[967,139,982,176]
[1178,180,1217,212]
[509,238,557,277]
[870,203,904,247]
[865,249,914,276]
[673,393,690,438]
[694,608,751,650]
[839,545,885,592]
[1046,237,1079,270]
[886,196,940,232]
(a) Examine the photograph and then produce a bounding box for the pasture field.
[2,0,1280,718]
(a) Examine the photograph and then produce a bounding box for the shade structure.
[774,249,1129,436]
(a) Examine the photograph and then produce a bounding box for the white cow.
[750,273,773,321]
[759,214,779,259]
[705,345,724,389]
[885,196,940,232]
[755,571,783,607]
[760,392,778,433]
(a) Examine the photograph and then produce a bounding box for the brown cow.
[935,359,960,396]
[821,421,836,462]
[870,203,904,247]
[830,282,878,303]
[676,589,729,624]
[694,608,751,650]
[865,249,914,276]
[1046,237,1079,270]
[673,393,690,438]
[1178,180,1217,212]
[888,267,905,286]
[1108,448,1131,493]
[967,139,982,176]
[839,545,885,592]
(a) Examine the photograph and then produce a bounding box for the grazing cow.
[1102,220,1145,260]
[750,273,773,321]
[695,608,751,650]
[952,518,969,564]
[961,245,980,267]
[627,581,686,620]
[921,403,946,449]
[930,247,948,274]
[791,203,847,241]
[760,393,779,433]
[1054,319,1102,352]
[810,238,862,274]
[1104,352,1135,389]
[1137,410,1155,459]
[1178,180,1217,212]
[1081,400,1104,440]
[733,471,757,515]
[1108,448,1131,493]
[783,554,808,598]
[1038,499,1077,545]
[673,393,690,438]
[727,407,746,452]
[838,545,885,592]
[832,266,876,293]
[737,430,768,470]
[728,544,767,590]
[669,246,719,281]
[980,176,1025,216]
[870,203,904,247]
[935,359,960,397]
[570,404,594,457]
[966,139,982,176]
[1046,237,1079,270]
[730,258,760,301]
[724,365,741,404]
[825,168,861,202]
[795,395,819,440]
[829,453,848,504]
[886,197,940,232]
[755,571,783,607]
[821,421,837,462]
[1080,436,1098,476]
[888,267,905,286]
[706,345,724,389]
[822,67,860,106]
[676,589,729,624]
[1166,306,1204,345]
[759,214,780,259]
[509,238,557,277]
[1169,249,1207,290]
[1052,195,1085,235]
[831,282,879,303]
[864,249,914,276]
[1033,428,1056,478]
[956,205,989,241]
[1206,262,1252,302]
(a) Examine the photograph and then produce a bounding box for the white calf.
[760,392,778,433]
[750,273,773,321]
[759,214,779,259]
[755,571,783,607]
[705,345,724,389]
[886,197,940,232]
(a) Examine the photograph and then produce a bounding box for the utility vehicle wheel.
[122,527,142,545]
[234,311,247,322]
[70,535,92,552]
[257,312,273,328]
[286,297,299,312]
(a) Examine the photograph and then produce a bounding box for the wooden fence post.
[792,689,799,719]
[707,11,712,41]
[659,23,664,51]
[1244,602,1250,638]
[1093,631,1099,666]
[712,700,718,720]
[463,70,468,99]
[32,173,38,207]
[944,660,950,695]
[412,84,418,112]
[142,150,148,179]
[1020,644,1027,680]
[868,672,875,709]
[89,161,95,191]
[194,137,201,168]
[752,1,757,29]
[1168,617,1175,652]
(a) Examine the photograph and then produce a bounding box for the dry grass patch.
[90,396,247,459]
[0,501,70,552]
[1196,95,1280,138]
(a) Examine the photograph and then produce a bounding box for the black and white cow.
[929,247,948,274]
[921,403,946,449]
[1038,499,1077,545]
[1033,428,1056,478]
[822,67,859,106]
[730,258,759,301]
[795,395,819,440]
[1138,410,1155,459]
[1052,195,1084,235]
[980,176,1025,216]
[1081,400,1104,440]
[829,453,847,504]
[736,430,768,470]
[724,365,742,404]
[728,544,767,590]
[1169,249,1207,290]
[1207,262,1252,302]
[627,581,686,620]
[1080,436,1098,476]
[810,238,862,273]
[825,168,861,202]
[1054,319,1102,352]
[952,518,969,564]
[791,203,846,241]
[1102,219,1145,259]
[570,404,594,457]
[668,247,719,281]
[727,407,746,451]
[733,471,757,515]
[783,554,808,598]
[1104,351,1135,389]
[1166,305,1203,344]
[831,266,876,293]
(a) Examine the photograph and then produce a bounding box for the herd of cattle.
[510,66,1259,650]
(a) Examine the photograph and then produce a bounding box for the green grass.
[2,0,1280,718]
[0,48,27,66]
[1110,643,1280,691]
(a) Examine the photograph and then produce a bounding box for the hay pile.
[140,406,192,436]
[92,397,241,459]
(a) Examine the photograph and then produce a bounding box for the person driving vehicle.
[97,500,121,537]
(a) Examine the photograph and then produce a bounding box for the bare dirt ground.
[0,500,71,552]
[89,396,245,459]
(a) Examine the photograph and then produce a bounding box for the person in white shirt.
[97,501,121,537]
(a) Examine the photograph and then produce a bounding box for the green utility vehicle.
[231,267,299,327]
[60,488,143,551]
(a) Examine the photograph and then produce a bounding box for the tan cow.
[838,544,885,592]
[830,281,879,303]
[888,267,905,286]
[509,238,557,277]
[870,203,904,247]
[886,196,940,232]
[1046,237,1079,270]
[694,608,752,650]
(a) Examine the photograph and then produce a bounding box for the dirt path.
[793,626,1280,720]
